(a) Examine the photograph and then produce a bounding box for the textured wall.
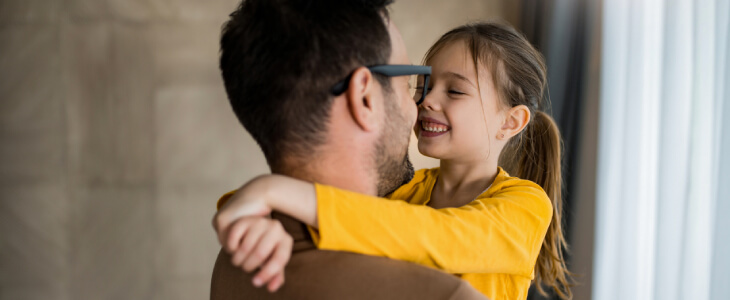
[0,1,511,299]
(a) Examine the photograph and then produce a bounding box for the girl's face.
[413,40,506,162]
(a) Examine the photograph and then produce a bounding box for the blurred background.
[0,0,727,299]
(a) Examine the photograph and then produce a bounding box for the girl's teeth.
[422,121,449,132]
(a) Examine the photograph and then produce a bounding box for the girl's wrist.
[261,174,285,211]
[260,175,318,227]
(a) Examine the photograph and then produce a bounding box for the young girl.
[215,22,573,299]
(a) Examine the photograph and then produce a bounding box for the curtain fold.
[710,2,730,299]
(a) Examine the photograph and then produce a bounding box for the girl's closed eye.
[415,86,464,96]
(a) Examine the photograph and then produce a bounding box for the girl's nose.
[420,92,441,111]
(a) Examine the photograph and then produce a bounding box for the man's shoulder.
[211,248,486,300]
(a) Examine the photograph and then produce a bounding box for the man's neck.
[273,98,381,197]
[274,152,378,197]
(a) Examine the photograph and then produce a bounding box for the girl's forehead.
[429,41,473,71]
[428,41,493,86]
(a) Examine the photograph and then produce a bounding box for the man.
[211,0,486,299]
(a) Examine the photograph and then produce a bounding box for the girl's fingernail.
[253,278,262,287]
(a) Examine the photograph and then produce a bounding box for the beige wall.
[0,1,513,299]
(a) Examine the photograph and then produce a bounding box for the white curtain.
[593,0,730,299]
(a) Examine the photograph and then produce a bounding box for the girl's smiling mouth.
[419,117,450,137]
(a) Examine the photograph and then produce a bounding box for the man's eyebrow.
[444,71,476,88]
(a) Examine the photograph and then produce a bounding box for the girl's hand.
[222,215,293,292]
[210,173,317,291]
[214,174,320,234]
[214,175,275,233]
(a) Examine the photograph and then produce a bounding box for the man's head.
[220,0,415,196]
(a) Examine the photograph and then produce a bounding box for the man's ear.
[344,67,379,132]
[500,105,530,139]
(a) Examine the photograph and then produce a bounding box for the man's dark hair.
[220,0,394,170]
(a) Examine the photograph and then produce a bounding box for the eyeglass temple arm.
[331,65,431,95]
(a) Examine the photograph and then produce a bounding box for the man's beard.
[374,100,415,197]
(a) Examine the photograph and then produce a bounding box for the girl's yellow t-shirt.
[217,167,553,300]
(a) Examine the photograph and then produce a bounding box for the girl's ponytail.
[505,110,572,299]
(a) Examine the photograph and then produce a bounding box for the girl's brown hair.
[424,22,573,299]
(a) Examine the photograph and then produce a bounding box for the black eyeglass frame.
[330,65,432,105]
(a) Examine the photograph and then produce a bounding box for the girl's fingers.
[267,272,285,292]
[230,218,267,267]
[214,211,232,248]
[225,218,251,253]
[231,244,247,267]
[252,232,292,288]
[242,220,285,273]
[236,219,270,271]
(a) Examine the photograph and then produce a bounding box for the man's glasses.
[330,65,432,105]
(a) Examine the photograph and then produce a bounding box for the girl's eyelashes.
[415,86,465,95]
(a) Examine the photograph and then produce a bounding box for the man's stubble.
[375,93,415,197]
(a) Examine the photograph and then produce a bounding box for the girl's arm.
[311,183,553,276]
[215,175,553,277]
[215,174,318,230]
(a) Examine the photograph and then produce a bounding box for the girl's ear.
[499,105,530,139]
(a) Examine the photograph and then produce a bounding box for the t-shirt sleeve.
[313,182,553,276]
[217,190,237,210]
